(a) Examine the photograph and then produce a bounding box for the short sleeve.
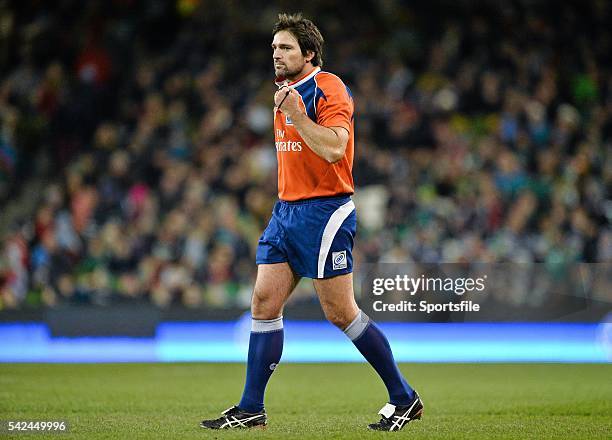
[315,73,353,132]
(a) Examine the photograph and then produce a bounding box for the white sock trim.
[252,316,283,333]
[343,310,370,340]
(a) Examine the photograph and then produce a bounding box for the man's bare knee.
[323,306,354,330]
[314,274,359,330]
[249,263,299,319]
[251,289,283,319]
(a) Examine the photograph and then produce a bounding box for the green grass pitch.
[1,363,611,439]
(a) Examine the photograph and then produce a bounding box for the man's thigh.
[252,262,301,319]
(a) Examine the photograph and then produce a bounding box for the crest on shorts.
[332,250,347,270]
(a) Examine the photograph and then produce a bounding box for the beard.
[274,61,304,80]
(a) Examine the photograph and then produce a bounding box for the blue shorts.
[256,195,356,279]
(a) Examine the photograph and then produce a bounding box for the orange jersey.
[274,67,355,201]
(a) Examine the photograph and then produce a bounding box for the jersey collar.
[275,66,320,88]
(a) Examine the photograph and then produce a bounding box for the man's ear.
[305,50,315,64]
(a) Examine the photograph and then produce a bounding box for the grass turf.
[1,363,611,439]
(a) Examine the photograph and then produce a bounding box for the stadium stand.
[0,0,610,310]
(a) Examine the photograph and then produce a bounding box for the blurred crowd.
[0,0,610,309]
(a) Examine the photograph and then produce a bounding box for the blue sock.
[238,317,283,412]
[344,310,415,405]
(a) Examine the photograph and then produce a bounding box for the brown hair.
[272,13,324,67]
